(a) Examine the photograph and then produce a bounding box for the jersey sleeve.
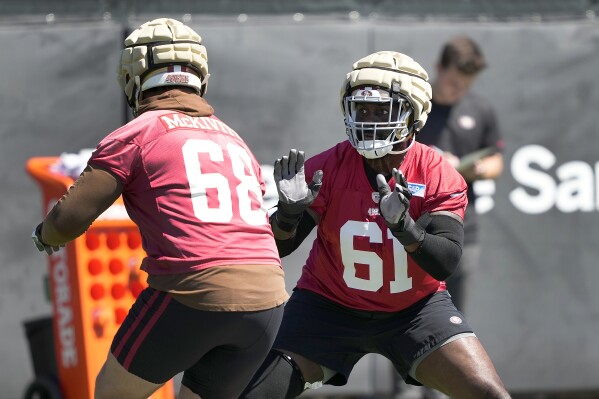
[255,163,267,197]
[88,139,141,185]
[423,157,468,219]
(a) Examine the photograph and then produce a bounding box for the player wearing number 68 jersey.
[31,18,287,399]
[241,51,510,399]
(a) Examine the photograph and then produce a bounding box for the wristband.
[275,214,300,232]
[273,207,303,233]
[389,216,425,247]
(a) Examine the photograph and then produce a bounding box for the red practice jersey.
[89,110,281,274]
[298,141,467,312]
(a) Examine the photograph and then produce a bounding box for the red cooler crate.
[27,157,175,399]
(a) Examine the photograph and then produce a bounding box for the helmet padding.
[340,51,432,159]
[117,18,209,111]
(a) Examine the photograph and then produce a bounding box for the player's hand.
[377,169,425,248]
[274,149,323,229]
[31,223,63,255]
[442,151,460,169]
[376,168,412,229]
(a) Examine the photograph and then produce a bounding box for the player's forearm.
[479,153,503,179]
[41,217,90,246]
[408,233,462,281]
[463,153,503,182]
[41,165,123,245]
[270,210,316,257]
[407,213,464,281]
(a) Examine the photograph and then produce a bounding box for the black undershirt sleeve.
[41,165,123,245]
[409,213,464,281]
[270,211,317,257]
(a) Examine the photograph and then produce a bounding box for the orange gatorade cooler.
[27,156,175,399]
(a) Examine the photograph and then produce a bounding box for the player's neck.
[363,153,406,176]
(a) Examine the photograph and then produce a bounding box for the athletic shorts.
[273,289,473,386]
[111,287,284,398]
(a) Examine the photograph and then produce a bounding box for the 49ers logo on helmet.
[165,74,189,84]
[355,86,384,98]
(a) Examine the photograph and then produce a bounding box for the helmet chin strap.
[357,142,392,159]
[132,76,142,117]
[388,134,416,155]
[355,130,415,159]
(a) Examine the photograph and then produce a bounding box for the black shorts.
[273,289,473,386]
[111,287,284,398]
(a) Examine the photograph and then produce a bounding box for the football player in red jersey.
[241,51,510,398]
[31,18,288,399]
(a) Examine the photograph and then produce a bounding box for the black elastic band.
[274,350,306,388]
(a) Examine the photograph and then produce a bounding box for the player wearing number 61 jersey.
[241,51,510,399]
[298,139,466,312]
[31,18,287,399]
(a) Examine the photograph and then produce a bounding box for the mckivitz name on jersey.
[159,113,240,139]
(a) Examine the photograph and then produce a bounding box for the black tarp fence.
[1,0,599,21]
[1,12,599,399]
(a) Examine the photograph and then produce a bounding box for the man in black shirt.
[418,36,504,313]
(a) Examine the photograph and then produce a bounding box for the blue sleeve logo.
[407,183,426,198]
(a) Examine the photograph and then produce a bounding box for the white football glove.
[273,149,323,231]
[32,223,63,255]
[377,168,424,246]
[377,168,412,228]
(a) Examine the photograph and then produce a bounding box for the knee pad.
[240,350,305,399]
